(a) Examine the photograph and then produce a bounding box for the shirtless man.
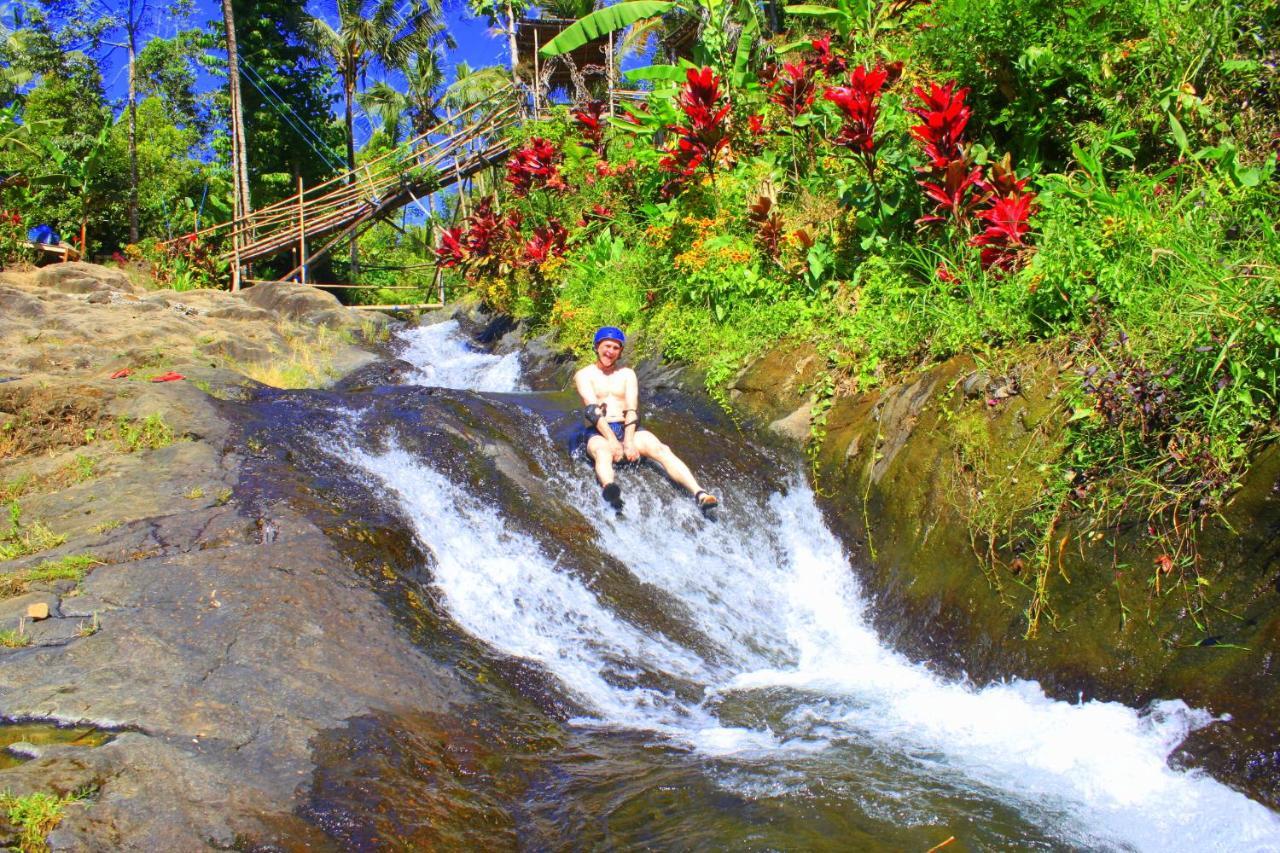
[574,326,719,511]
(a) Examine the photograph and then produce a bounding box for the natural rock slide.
[1,267,1278,849]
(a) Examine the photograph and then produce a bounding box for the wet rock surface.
[0,266,459,848]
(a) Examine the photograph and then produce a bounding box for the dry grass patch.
[234,322,345,389]
[0,385,108,461]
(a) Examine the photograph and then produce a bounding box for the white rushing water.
[341,325,1280,851]
[395,319,524,392]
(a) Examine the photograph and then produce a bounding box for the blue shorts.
[581,421,626,455]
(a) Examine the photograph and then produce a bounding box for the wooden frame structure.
[175,88,523,290]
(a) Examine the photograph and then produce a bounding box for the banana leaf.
[623,61,696,83]
[539,2,674,58]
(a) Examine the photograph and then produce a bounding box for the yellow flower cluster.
[540,256,568,275]
[674,241,711,272]
[644,224,674,244]
[682,215,719,230]
[674,239,752,272]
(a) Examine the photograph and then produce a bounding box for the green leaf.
[731,15,759,88]
[775,39,812,54]
[606,116,654,134]
[539,2,674,58]
[1167,114,1189,153]
[784,4,842,19]
[623,62,694,84]
[1220,59,1260,74]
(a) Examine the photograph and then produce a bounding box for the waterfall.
[336,322,1280,851]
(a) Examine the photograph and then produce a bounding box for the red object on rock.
[150,371,185,382]
[110,368,132,379]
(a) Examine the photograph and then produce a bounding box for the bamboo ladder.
[170,87,524,298]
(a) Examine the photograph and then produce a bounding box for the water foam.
[396,319,523,392]
[359,322,1280,850]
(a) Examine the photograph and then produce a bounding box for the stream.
[273,320,1280,850]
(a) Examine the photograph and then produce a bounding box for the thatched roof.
[516,17,609,94]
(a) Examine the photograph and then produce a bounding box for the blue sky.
[100,0,513,149]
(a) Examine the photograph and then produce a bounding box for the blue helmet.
[594,326,625,349]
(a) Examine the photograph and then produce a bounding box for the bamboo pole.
[533,28,541,120]
[297,176,307,284]
[228,123,515,266]
[350,303,443,311]
[216,108,518,248]
[170,91,516,245]
[607,37,615,117]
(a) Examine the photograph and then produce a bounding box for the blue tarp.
[28,224,60,245]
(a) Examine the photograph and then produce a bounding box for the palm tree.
[442,62,513,115]
[305,0,448,280]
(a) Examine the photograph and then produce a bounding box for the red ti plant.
[660,67,732,193]
[462,197,505,258]
[823,64,894,175]
[907,81,972,169]
[807,35,847,78]
[435,226,469,268]
[506,137,568,197]
[571,100,607,153]
[769,62,817,119]
[970,154,1037,271]
[917,158,986,226]
[523,219,569,266]
[909,81,984,227]
[971,190,1036,271]
[577,204,613,227]
[748,195,786,261]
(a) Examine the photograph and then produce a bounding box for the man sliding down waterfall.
[574,326,719,512]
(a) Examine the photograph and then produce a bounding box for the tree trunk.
[127,21,138,245]
[344,77,359,283]
[221,0,251,289]
[505,0,520,92]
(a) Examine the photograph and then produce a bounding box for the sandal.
[602,482,623,509]
[695,490,719,509]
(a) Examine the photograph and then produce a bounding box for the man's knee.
[641,439,671,461]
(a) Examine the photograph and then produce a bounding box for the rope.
[239,63,345,172]
[241,60,344,163]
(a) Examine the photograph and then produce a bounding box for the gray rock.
[961,370,990,399]
[237,280,344,322]
[0,285,47,319]
[35,262,136,295]
[0,591,60,626]
[204,304,273,323]
[307,307,355,329]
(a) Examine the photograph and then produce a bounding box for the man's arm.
[575,369,620,445]
[622,369,640,460]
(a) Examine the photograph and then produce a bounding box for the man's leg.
[633,430,704,495]
[587,436,615,486]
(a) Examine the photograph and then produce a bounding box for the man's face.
[597,339,622,365]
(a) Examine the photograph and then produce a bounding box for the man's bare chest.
[590,371,628,399]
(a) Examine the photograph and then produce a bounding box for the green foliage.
[113,414,175,452]
[0,787,93,852]
[0,628,32,648]
[0,501,65,562]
